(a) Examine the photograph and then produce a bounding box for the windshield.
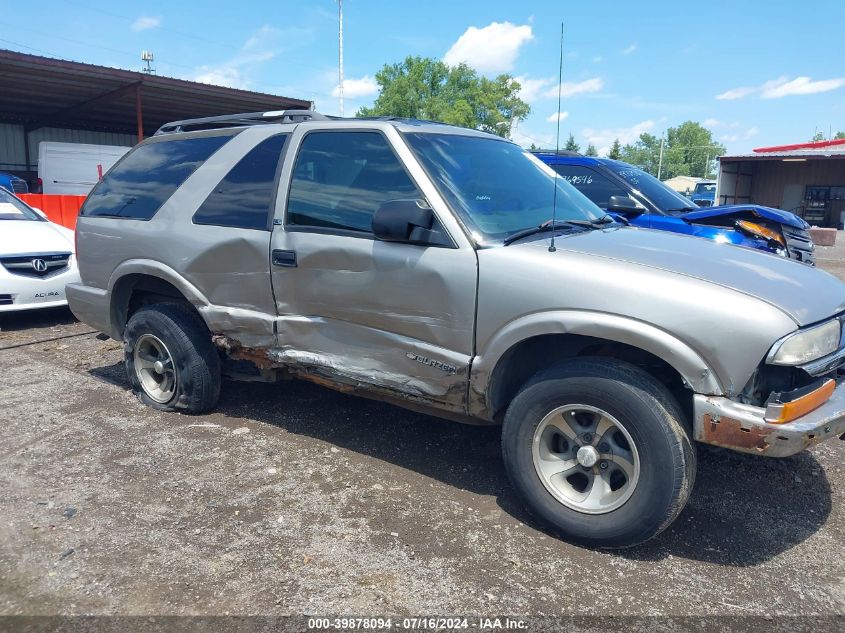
[404,133,604,243]
[694,183,716,194]
[0,187,42,221]
[604,160,697,213]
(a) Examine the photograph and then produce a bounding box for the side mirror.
[607,195,644,218]
[372,199,449,246]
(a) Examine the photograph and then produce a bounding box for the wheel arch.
[108,260,209,338]
[469,311,723,421]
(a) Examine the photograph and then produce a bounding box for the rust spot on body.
[701,414,770,453]
[212,334,274,369]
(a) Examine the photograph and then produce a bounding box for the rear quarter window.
[193,134,287,230]
[81,135,231,220]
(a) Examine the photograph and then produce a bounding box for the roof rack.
[154,109,329,135]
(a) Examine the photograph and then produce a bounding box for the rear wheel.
[502,358,695,548]
[124,303,221,413]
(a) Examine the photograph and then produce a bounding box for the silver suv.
[68,110,845,548]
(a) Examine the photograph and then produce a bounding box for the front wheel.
[502,358,696,548]
[124,303,221,414]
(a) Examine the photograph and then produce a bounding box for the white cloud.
[719,126,759,143]
[511,126,553,149]
[761,76,845,98]
[622,44,637,55]
[131,16,161,31]
[543,77,604,99]
[546,111,569,123]
[193,26,279,89]
[515,76,554,102]
[444,22,533,73]
[582,120,655,156]
[717,75,845,100]
[563,77,604,97]
[715,86,756,100]
[332,75,378,99]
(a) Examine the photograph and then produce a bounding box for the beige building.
[662,175,702,194]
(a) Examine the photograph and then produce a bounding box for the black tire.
[124,303,221,414]
[501,357,696,548]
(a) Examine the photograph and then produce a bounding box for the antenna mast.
[338,0,344,117]
[549,23,564,253]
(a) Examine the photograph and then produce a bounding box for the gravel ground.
[1,241,845,620]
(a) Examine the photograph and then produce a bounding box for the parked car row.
[52,110,845,549]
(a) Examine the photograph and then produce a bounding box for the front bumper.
[0,261,80,312]
[693,380,845,457]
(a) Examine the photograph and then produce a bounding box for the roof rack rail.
[154,109,329,135]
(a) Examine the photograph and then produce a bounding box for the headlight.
[768,320,841,365]
[736,220,785,246]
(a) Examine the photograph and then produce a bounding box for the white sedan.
[0,187,80,312]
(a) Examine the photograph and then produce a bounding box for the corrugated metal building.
[0,123,135,172]
[0,49,310,187]
[717,139,845,228]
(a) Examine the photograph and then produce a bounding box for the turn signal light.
[764,379,835,424]
[736,220,786,246]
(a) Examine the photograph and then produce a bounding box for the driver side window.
[286,131,422,234]
[550,164,631,210]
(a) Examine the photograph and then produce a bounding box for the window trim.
[80,128,239,221]
[191,132,291,232]
[282,128,455,247]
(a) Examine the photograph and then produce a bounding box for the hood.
[528,227,845,326]
[682,204,809,230]
[0,220,75,256]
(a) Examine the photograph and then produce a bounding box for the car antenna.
[549,22,564,253]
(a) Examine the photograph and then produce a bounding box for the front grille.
[783,226,815,265]
[0,252,71,278]
[0,294,12,305]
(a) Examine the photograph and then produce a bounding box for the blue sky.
[1,0,843,154]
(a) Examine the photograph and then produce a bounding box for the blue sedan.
[535,153,815,266]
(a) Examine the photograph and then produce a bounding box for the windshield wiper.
[503,219,594,246]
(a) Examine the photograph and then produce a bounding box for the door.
[269,126,478,413]
[781,183,803,215]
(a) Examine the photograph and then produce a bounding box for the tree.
[620,121,725,179]
[620,132,662,175]
[811,131,845,141]
[608,138,622,160]
[564,133,580,153]
[357,56,530,138]
[585,144,598,156]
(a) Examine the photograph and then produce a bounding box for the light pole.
[338,0,344,117]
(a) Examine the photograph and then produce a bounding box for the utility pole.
[657,133,665,180]
[338,0,344,117]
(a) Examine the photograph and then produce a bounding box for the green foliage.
[356,56,530,138]
[564,133,580,153]
[608,138,622,160]
[620,121,726,178]
[813,131,845,141]
[585,144,598,156]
